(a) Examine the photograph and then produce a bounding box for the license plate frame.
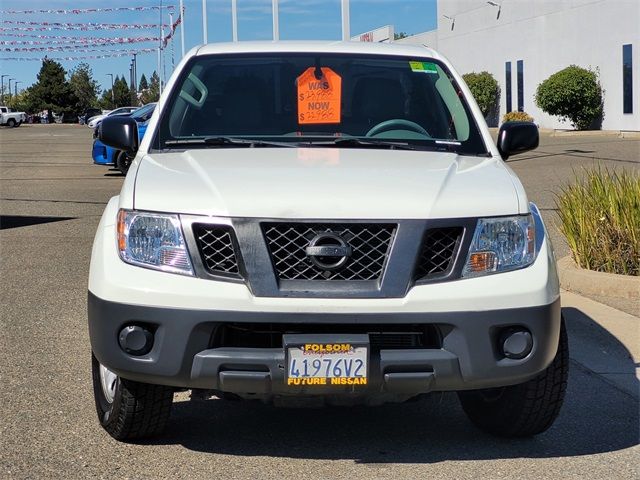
[283,334,369,388]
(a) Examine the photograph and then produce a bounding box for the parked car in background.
[87,107,137,129]
[0,106,27,127]
[92,103,156,174]
[80,108,102,125]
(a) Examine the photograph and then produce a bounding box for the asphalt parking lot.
[0,124,638,479]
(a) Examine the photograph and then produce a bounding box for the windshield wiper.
[164,136,298,148]
[315,137,422,150]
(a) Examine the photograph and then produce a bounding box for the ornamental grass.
[556,167,640,276]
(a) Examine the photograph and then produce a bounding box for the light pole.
[129,64,134,105]
[14,81,21,99]
[202,0,208,44]
[132,53,137,94]
[0,75,9,104]
[272,0,279,41]
[231,0,238,41]
[7,78,14,102]
[106,73,114,108]
[341,0,350,40]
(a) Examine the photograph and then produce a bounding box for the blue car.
[92,103,156,174]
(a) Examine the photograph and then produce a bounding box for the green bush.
[462,71,500,117]
[535,66,603,130]
[556,167,639,276]
[502,111,534,123]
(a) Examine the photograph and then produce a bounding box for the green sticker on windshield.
[410,61,438,74]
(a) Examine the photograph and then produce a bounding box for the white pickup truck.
[90,41,567,441]
[0,106,27,127]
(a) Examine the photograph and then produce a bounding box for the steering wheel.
[365,119,430,138]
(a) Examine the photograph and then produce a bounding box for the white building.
[394,0,639,131]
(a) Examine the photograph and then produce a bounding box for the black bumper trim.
[88,291,561,394]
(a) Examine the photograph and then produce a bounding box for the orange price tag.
[297,67,342,125]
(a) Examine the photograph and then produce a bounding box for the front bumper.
[89,291,561,399]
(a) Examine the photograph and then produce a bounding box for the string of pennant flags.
[0,3,181,64]
[0,16,181,52]
[0,6,175,15]
[0,37,162,46]
[2,21,168,30]
[0,45,165,54]
[2,47,159,54]
[3,49,158,61]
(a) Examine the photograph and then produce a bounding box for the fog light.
[118,325,154,356]
[500,328,533,360]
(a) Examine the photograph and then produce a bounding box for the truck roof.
[195,40,440,61]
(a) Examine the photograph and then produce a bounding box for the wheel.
[115,150,134,175]
[457,318,568,437]
[6,118,15,128]
[365,119,430,137]
[15,121,22,127]
[91,353,174,441]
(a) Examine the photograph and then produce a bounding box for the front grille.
[263,223,396,281]
[193,224,241,277]
[414,227,463,281]
[210,323,441,350]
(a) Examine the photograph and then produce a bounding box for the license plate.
[284,335,368,387]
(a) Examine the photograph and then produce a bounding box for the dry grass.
[556,167,640,276]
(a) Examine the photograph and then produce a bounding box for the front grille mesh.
[193,224,240,276]
[263,223,396,281]
[414,227,463,281]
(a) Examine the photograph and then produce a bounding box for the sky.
[0,0,437,93]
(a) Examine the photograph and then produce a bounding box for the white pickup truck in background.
[0,106,27,127]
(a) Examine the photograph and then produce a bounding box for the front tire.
[458,318,568,437]
[6,118,15,127]
[115,150,133,175]
[91,354,174,441]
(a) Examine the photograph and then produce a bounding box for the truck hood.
[133,148,525,219]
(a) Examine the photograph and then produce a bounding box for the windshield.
[109,107,135,116]
[153,53,487,155]
[130,103,156,121]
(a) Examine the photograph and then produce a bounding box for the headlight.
[462,214,536,278]
[117,209,193,275]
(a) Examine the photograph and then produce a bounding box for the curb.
[557,256,640,300]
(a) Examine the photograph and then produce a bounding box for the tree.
[535,65,603,130]
[139,73,148,92]
[394,32,409,40]
[69,62,99,113]
[6,89,30,113]
[99,88,114,109]
[140,71,160,104]
[462,71,500,118]
[26,58,76,117]
[112,76,132,107]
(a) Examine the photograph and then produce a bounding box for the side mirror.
[99,116,138,153]
[497,121,539,160]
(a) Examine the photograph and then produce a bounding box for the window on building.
[505,61,512,113]
[517,60,524,112]
[623,44,633,114]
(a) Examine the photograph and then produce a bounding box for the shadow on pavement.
[143,307,638,463]
[0,215,75,230]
